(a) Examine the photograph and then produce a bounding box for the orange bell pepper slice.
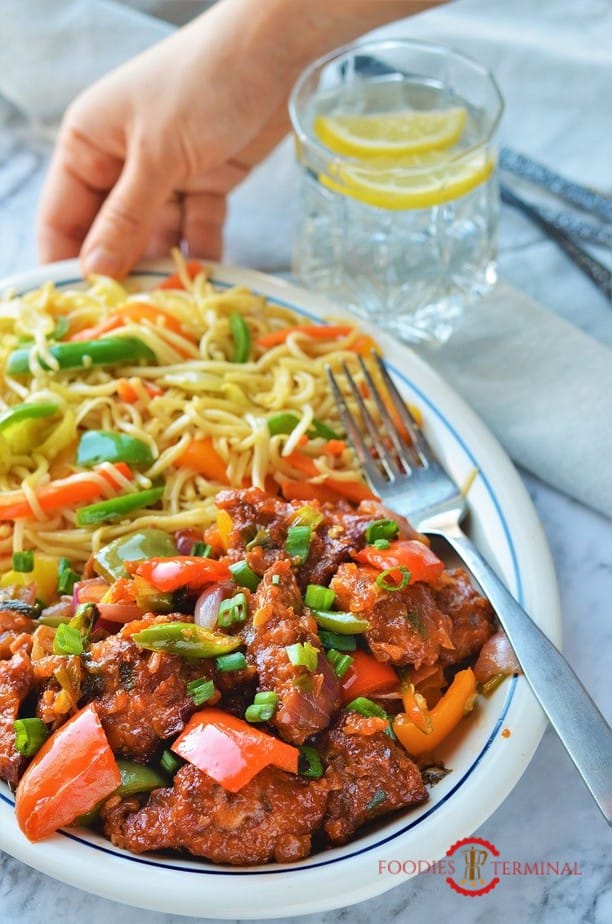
[355,539,444,585]
[393,668,477,756]
[171,707,299,792]
[15,703,121,841]
[126,556,231,592]
[340,650,399,703]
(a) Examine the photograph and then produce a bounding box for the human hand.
[37,0,443,278]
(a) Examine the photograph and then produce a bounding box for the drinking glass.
[289,39,504,344]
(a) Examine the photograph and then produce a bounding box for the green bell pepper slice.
[94,528,178,581]
[75,486,164,526]
[77,430,155,469]
[115,759,167,797]
[132,622,241,658]
[311,609,371,634]
[0,402,59,432]
[7,336,156,375]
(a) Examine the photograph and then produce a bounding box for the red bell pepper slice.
[15,703,121,842]
[355,539,445,585]
[340,649,399,703]
[171,707,299,792]
[126,555,231,592]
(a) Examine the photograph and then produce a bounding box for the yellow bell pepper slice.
[393,667,477,756]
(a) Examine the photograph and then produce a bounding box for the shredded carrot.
[67,316,123,342]
[323,439,347,456]
[255,324,355,350]
[117,378,163,403]
[175,438,228,484]
[281,480,346,504]
[323,478,376,503]
[284,450,319,478]
[0,463,132,521]
[158,261,203,290]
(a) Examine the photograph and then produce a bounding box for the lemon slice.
[323,149,494,210]
[314,107,467,158]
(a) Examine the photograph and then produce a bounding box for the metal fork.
[327,353,612,824]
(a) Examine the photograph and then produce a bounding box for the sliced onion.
[175,528,205,556]
[194,581,235,629]
[96,602,146,624]
[276,653,339,741]
[40,597,74,622]
[474,631,521,683]
[74,577,108,608]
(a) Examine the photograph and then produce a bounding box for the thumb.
[81,149,174,279]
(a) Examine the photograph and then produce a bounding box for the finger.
[181,192,227,261]
[81,144,176,278]
[141,197,183,259]
[37,128,123,264]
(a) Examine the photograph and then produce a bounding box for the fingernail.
[82,246,122,278]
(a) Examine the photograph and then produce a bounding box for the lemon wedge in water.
[324,149,495,210]
[314,107,467,158]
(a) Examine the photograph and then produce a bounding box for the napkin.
[418,284,612,520]
[1,0,611,521]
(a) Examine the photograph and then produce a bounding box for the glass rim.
[288,37,505,171]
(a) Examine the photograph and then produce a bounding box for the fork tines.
[326,353,432,489]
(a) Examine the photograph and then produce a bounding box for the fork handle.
[429,523,612,824]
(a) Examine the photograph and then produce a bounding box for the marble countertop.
[0,1,611,922]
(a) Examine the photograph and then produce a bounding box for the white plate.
[0,259,560,918]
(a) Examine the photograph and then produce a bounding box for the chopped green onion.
[299,745,324,779]
[285,525,312,564]
[271,574,281,586]
[75,486,164,526]
[14,718,49,757]
[69,603,95,639]
[53,623,84,656]
[245,527,270,551]
[285,641,319,672]
[161,749,183,776]
[12,551,34,573]
[480,673,507,696]
[230,312,251,363]
[245,690,278,722]
[186,677,216,706]
[229,560,261,591]
[345,696,388,719]
[366,788,387,811]
[312,609,371,634]
[318,630,357,652]
[290,505,323,528]
[217,591,248,627]
[365,519,399,544]
[327,648,353,678]
[254,691,278,705]
[191,541,211,557]
[215,651,248,672]
[373,538,390,550]
[304,584,335,610]
[57,557,79,594]
[375,566,411,592]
